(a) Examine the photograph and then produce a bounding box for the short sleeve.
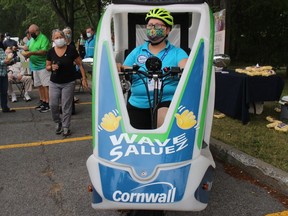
[41,36,51,51]
[176,48,188,64]
[123,48,138,67]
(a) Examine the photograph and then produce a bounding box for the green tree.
[208,0,288,70]
[48,0,111,37]
[0,0,112,40]
[231,0,288,67]
[1,0,287,71]
[0,1,31,38]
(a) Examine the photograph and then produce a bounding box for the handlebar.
[118,56,183,129]
[119,65,183,79]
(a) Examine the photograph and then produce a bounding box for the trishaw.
[85,0,226,213]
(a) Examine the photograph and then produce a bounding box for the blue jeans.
[0,75,9,110]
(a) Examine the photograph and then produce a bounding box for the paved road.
[0,89,287,216]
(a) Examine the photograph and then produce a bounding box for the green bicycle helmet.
[145,8,174,27]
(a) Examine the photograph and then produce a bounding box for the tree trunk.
[96,0,102,28]
[80,0,95,27]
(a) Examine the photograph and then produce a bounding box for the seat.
[74,69,84,92]
[7,69,25,98]
[8,61,33,100]
[76,78,84,92]
[13,81,25,98]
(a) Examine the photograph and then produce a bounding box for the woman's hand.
[51,63,59,72]
[117,63,131,72]
[116,63,122,72]
[81,78,89,90]
[17,74,22,81]
[21,51,32,58]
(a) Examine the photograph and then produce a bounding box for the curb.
[210,137,288,196]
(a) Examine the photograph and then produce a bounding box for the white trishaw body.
[87,0,216,211]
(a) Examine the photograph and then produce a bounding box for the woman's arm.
[46,60,52,71]
[178,58,188,69]
[75,56,88,89]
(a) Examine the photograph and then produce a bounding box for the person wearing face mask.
[118,8,188,129]
[63,27,76,48]
[46,29,88,137]
[22,24,50,113]
[77,31,87,59]
[84,27,96,59]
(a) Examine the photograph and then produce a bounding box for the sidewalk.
[210,137,288,197]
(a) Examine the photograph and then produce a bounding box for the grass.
[211,68,288,173]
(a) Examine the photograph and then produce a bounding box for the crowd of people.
[1,7,186,135]
[0,25,95,136]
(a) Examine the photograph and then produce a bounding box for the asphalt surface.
[0,84,287,215]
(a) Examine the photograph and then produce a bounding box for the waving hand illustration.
[175,109,197,130]
[100,112,122,132]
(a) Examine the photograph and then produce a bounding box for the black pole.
[152,74,159,129]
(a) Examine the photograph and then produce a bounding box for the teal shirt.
[84,34,96,58]
[28,33,50,71]
[124,41,188,108]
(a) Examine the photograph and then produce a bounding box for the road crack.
[41,145,71,215]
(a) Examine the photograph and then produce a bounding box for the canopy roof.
[112,0,205,5]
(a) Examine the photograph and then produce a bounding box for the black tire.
[127,210,165,216]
